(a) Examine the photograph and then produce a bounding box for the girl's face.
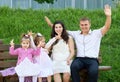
[21,40,30,49]
[54,24,63,35]
[39,38,45,48]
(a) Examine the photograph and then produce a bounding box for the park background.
[0,0,120,82]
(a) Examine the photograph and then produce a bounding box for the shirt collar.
[80,29,92,35]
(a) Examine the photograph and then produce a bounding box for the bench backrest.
[0,40,20,69]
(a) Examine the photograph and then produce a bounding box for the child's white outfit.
[15,58,41,76]
[30,36,54,78]
[34,48,53,77]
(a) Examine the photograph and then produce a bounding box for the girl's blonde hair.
[34,33,45,46]
[21,34,30,42]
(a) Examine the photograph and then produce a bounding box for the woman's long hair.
[49,21,69,56]
[51,21,69,44]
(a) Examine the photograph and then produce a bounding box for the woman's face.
[54,24,63,35]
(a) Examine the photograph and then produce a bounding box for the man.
[45,4,111,82]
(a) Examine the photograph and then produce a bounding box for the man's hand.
[104,4,111,17]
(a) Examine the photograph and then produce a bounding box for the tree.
[34,0,57,4]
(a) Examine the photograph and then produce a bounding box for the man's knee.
[88,68,98,77]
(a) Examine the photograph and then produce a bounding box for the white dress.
[33,48,53,77]
[15,58,41,76]
[51,39,71,74]
[30,36,54,77]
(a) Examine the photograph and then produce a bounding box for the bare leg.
[63,73,70,82]
[54,73,62,82]
[47,76,51,82]
[38,77,42,82]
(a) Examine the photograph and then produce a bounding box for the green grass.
[0,6,120,82]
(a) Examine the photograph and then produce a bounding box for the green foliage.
[0,6,120,82]
[34,0,57,4]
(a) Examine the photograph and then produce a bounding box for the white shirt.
[68,29,102,58]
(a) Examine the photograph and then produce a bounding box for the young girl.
[9,34,41,82]
[29,32,54,82]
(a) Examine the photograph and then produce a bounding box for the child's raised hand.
[10,39,14,47]
[27,30,34,36]
[37,41,41,48]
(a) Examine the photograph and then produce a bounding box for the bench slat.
[0,52,17,60]
[0,61,16,68]
[0,44,20,51]
[99,66,111,71]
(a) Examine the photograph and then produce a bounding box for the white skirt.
[34,48,53,77]
[52,60,73,74]
[15,58,41,77]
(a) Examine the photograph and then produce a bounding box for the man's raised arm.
[101,4,112,35]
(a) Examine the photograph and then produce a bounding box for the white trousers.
[19,76,37,82]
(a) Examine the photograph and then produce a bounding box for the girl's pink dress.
[9,47,41,76]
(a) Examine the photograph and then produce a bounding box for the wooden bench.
[0,40,19,82]
[0,39,111,82]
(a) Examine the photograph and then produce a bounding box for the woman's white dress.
[51,39,71,74]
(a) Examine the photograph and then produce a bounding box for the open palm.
[104,4,111,16]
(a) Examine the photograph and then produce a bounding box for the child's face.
[21,40,30,49]
[39,38,45,48]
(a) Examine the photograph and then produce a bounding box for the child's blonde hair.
[21,34,30,42]
[34,33,45,46]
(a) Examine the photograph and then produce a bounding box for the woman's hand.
[44,16,53,27]
[66,58,71,65]
[55,34,61,40]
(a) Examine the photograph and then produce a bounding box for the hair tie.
[37,33,42,37]
[24,34,30,38]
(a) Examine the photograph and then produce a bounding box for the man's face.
[79,20,91,34]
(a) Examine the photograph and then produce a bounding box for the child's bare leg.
[54,73,62,82]
[38,77,42,82]
[47,76,51,82]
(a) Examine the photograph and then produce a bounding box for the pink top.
[9,47,40,65]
